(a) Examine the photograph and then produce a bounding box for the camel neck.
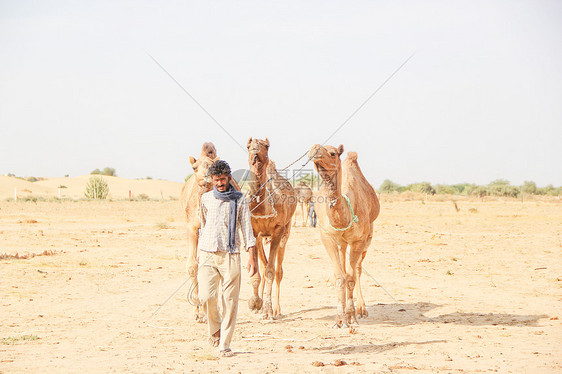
[248,170,273,213]
[319,171,342,203]
[319,172,351,227]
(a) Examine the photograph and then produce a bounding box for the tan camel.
[180,142,239,322]
[308,144,380,327]
[247,137,297,319]
[292,182,313,227]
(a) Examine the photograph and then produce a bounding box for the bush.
[435,184,459,195]
[462,184,479,195]
[84,176,109,199]
[521,181,537,194]
[102,167,116,176]
[472,186,488,198]
[90,167,117,176]
[380,179,401,193]
[137,193,150,201]
[487,180,520,198]
[406,182,435,195]
[537,184,561,196]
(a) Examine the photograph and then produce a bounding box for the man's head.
[209,160,232,192]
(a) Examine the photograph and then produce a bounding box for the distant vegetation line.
[5,171,561,198]
[377,179,561,198]
[235,172,561,198]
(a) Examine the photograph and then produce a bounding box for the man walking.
[197,160,257,357]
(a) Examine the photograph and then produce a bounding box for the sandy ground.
[1,197,561,373]
[0,175,184,201]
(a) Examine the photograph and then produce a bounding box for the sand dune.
[0,176,57,199]
[1,175,184,200]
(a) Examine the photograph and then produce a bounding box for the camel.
[246,137,297,319]
[308,144,380,327]
[180,142,239,322]
[292,181,313,227]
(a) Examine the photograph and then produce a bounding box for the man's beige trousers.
[197,250,241,351]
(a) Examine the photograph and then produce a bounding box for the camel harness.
[328,194,359,231]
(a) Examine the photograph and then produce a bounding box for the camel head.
[189,155,219,190]
[200,142,217,159]
[308,144,344,191]
[247,137,270,177]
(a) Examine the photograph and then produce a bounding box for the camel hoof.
[332,317,346,329]
[261,301,274,319]
[248,296,263,311]
[195,313,207,324]
[332,321,349,329]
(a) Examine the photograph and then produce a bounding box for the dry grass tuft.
[0,250,63,260]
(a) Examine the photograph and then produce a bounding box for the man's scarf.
[213,185,243,252]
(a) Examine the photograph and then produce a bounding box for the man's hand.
[247,246,257,277]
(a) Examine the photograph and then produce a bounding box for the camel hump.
[346,152,358,162]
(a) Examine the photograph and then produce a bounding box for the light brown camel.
[247,137,297,319]
[292,181,313,227]
[180,142,239,322]
[308,144,380,327]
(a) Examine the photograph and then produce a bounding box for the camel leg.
[257,238,268,309]
[320,233,347,328]
[354,250,368,319]
[355,224,373,318]
[248,236,264,312]
[186,224,205,323]
[262,229,283,319]
[273,224,290,318]
[347,232,372,323]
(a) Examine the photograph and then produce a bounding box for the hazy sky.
[1,0,561,187]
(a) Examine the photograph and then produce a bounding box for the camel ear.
[337,145,344,155]
[246,137,253,149]
[189,156,196,165]
[265,137,270,149]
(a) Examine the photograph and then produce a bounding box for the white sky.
[1,0,561,187]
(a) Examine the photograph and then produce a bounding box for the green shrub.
[521,181,537,194]
[102,167,116,176]
[434,184,456,195]
[537,184,561,196]
[379,179,401,193]
[84,176,109,199]
[406,182,435,195]
[472,186,488,198]
[486,180,520,198]
[90,167,116,176]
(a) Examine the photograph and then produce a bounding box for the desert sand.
[1,194,561,373]
[0,175,184,201]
